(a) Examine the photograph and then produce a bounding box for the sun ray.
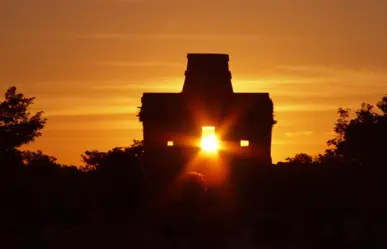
[200,126,219,152]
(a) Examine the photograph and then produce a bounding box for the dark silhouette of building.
[138,53,275,184]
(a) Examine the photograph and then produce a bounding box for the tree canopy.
[325,96,387,165]
[286,94,387,166]
[81,140,144,170]
[0,86,46,152]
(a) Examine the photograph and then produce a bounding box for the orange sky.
[2,0,387,166]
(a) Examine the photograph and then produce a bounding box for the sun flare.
[200,134,219,152]
[200,126,219,152]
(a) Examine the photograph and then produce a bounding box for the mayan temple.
[138,53,275,187]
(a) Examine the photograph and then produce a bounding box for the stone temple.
[138,53,275,185]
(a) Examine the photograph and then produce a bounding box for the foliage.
[285,153,315,165]
[285,94,387,166]
[327,96,387,165]
[0,86,46,152]
[22,150,58,166]
[4,87,387,246]
[80,140,145,220]
[81,139,144,170]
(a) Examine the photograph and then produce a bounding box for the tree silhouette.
[285,96,387,166]
[285,153,315,165]
[22,150,58,167]
[81,141,145,221]
[81,140,144,170]
[326,96,387,165]
[0,87,47,152]
[4,86,387,247]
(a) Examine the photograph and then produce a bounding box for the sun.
[200,134,219,152]
[200,126,219,152]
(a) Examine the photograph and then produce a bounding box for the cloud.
[46,112,136,121]
[25,79,182,100]
[234,66,387,92]
[114,0,144,2]
[275,104,339,112]
[97,61,183,68]
[76,33,272,41]
[233,66,387,112]
[274,65,387,85]
[23,64,387,121]
[44,113,142,131]
[285,131,313,137]
[89,80,182,93]
[44,105,139,117]
[272,139,288,145]
[324,131,336,136]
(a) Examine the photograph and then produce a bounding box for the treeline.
[0,87,146,237]
[2,86,387,247]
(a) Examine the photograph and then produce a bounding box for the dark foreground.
[2,181,387,249]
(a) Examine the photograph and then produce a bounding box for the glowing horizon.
[4,0,387,165]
